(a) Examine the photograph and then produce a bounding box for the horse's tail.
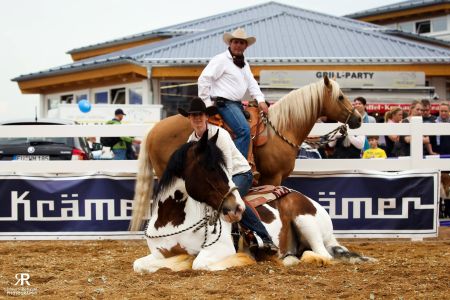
[129,129,154,231]
[330,245,377,263]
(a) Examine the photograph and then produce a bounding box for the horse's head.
[321,76,362,129]
[158,130,245,223]
[186,130,245,222]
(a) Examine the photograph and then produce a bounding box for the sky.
[0,0,402,120]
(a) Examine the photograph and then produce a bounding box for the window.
[129,87,143,104]
[160,81,198,118]
[95,91,108,104]
[60,94,74,104]
[47,98,59,109]
[76,94,88,103]
[432,17,447,32]
[111,88,126,104]
[398,22,414,32]
[416,20,431,34]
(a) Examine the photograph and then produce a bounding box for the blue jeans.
[217,100,250,157]
[232,171,272,243]
[112,149,126,160]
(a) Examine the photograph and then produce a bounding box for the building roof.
[345,0,450,19]
[67,1,377,55]
[14,1,450,82]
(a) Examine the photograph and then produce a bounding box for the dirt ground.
[1,228,449,300]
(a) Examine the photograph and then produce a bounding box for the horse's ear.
[198,130,209,152]
[210,129,219,144]
[324,75,331,87]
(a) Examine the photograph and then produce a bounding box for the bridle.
[261,87,355,149]
[144,178,239,249]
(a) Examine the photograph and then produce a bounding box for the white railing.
[0,117,449,174]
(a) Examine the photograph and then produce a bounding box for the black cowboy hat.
[178,98,218,117]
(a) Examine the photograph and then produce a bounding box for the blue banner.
[0,170,439,239]
[283,170,439,237]
[0,174,135,237]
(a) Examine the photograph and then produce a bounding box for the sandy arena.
[1,227,449,299]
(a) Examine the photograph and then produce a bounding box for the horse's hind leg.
[134,254,194,273]
[295,215,332,259]
[279,220,301,266]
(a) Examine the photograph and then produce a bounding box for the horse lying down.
[242,187,376,266]
[131,131,374,273]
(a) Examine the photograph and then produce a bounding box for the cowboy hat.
[178,98,218,117]
[223,28,256,46]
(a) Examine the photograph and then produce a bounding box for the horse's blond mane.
[268,79,341,132]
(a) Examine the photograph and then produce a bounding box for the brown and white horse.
[142,76,362,186]
[250,190,374,266]
[132,131,254,272]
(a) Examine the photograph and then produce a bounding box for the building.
[346,0,450,43]
[12,1,450,122]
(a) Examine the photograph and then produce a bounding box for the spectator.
[353,97,376,152]
[106,109,141,160]
[384,107,403,157]
[328,130,365,159]
[393,100,436,157]
[436,102,450,155]
[421,99,438,153]
[353,97,376,124]
[363,136,387,159]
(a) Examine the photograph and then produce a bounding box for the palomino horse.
[131,131,254,272]
[144,76,361,186]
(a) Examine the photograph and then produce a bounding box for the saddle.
[234,185,291,252]
[208,100,268,174]
[245,185,291,208]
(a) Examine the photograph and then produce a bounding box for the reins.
[144,185,238,248]
[260,89,355,149]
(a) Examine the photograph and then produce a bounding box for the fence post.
[410,116,423,169]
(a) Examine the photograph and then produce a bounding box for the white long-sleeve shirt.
[198,50,265,107]
[187,124,250,177]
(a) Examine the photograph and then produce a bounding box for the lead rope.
[144,185,238,248]
[260,111,349,149]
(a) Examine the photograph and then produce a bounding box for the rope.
[261,112,348,149]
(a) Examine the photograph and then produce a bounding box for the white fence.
[0,116,449,174]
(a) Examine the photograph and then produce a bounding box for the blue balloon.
[78,99,91,113]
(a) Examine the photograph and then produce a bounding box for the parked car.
[0,118,92,160]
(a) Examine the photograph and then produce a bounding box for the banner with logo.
[0,174,137,239]
[283,170,439,238]
[0,170,439,239]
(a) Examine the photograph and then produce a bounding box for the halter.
[261,87,355,149]
[144,185,238,249]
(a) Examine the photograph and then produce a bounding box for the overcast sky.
[0,0,401,120]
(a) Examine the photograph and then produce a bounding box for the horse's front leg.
[134,252,195,273]
[192,222,254,271]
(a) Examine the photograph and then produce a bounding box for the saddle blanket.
[244,185,292,208]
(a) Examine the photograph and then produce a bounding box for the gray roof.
[67,1,377,54]
[345,0,450,19]
[14,1,450,82]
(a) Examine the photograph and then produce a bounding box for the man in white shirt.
[179,98,277,255]
[198,28,268,161]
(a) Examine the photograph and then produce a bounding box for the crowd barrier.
[0,117,446,240]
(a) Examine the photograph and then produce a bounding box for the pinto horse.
[130,131,372,272]
[131,131,255,272]
[248,189,374,266]
[143,76,361,186]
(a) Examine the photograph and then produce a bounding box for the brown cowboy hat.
[223,28,256,46]
[178,98,218,117]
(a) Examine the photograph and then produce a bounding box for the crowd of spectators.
[301,98,450,159]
